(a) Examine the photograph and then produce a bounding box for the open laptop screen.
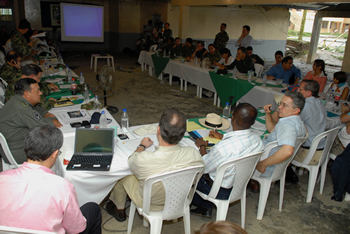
[74,129,114,153]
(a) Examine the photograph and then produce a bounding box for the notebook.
[66,128,115,171]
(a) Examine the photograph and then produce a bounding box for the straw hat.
[198,113,230,130]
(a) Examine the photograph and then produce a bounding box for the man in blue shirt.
[266,56,301,84]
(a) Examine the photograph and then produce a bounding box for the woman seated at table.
[330,71,349,101]
[302,59,327,92]
[213,48,234,66]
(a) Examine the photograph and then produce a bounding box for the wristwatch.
[138,144,146,150]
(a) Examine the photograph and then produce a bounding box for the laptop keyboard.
[71,155,113,164]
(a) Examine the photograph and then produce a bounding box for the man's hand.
[341,104,350,114]
[44,113,55,118]
[13,60,21,69]
[256,161,266,173]
[195,137,208,148]
[173,44,176,48]
[48,98,56,102]
[253,58,257,63]
[209,130,223,140]
[28,41,34,47]
[263,104,272,114]
[140,137,154,148]
[53,119,63,128]
[48,83,59,91]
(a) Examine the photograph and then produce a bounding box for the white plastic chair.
[195,151,263,228]
[292,126,341,203]
[252,136,307,220]
[127,165,204,234]
[0,225,55,234]
[0,132,19,171]
[254,64,264,77]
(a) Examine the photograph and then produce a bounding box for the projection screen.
[60,3,104,42]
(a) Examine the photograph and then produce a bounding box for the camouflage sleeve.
[11,32,32,57]
[39,82,51,97]
[224,32,229,42]
[0,65,21,84]
[4,83,14,103]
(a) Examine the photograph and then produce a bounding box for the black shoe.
[190,207,212,219]
[285,166,299,183]
[106,201,126,222]
[247,180,260,193]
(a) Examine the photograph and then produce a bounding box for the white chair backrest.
[0,225,55,234]
[4,39,12,54]
[142,165,204,220]
[302,126,341,166]
[254,64,264,77]
[271,137,307,181]
[149,44,158,52]
[0,132,19,168]
[0,77,7,106]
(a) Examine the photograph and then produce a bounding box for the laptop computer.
[66,128,115,171]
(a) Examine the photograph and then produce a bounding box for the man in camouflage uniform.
[0,78,62,164]
[0,51,22,85]
[164,37,174,54]
[171,37,184,57]
[184,38,196,60]
[11,19,33,57]
[213,23,229,52]
[5,64,58,111]
[203,44,222,64]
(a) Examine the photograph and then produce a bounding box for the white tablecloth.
[138,51,286,109]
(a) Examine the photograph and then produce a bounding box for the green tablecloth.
[151,54,170,78]
[209,71,284,108]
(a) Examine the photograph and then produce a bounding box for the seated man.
[0,78,62,164]
[191,41,207,61]
[5,64,58,111]
[106,108,204,221]
[246,46,264,66]
[221,47,255,73]
[171,37,184,56]
[203,44,222,64]
[234,25,253,48]
[11,19,34,57]
[273,50,283,66]
[265,56,301,84]
[0,125,101,234]
[213,23,229,52]
[294,80,327,165]
[184,38,196,60]
[191,103,264,218]
[0,51,22,84]
[256,92,306,177]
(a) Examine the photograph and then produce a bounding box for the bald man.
[192,103,264,218]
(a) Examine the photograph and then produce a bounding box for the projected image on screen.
[61,3,104,42]
[75,129,113,153]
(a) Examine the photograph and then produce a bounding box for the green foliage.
[331,55,344,60]
[288,30,312,38]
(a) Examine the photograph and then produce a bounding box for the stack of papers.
[186,121,205,132]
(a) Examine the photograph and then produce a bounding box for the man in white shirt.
[191,103,264,218]
[235,25,253,48]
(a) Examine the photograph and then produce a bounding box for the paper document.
[187,121,205,132]
[31,32,46,38]
[56,109,90,124]
[203,136,221,144]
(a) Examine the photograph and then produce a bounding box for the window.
[333,22,338,29]
[0,8,12,21]
[345,24,349,31]
[322,21,328,29]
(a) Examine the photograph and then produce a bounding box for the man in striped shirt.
[191,103,264,218]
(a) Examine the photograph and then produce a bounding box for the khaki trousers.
[294,148,323,165]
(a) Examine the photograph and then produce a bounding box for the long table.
[138,51,287,109]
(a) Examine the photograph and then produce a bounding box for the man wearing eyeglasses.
[256,91,307,177]
[294,80,327,165]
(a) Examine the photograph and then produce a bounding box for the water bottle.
[65,64,69,77]
[248,69,252,83]
[194,57,198,66]
[94,95,101,111]
[58,53,63,64]
[100,111,108,128]
[262,74,267,87]
[44,63,48,77]
[80,72,85,85]
[232,66,237,78]
[83,84,90,104]
[334,90,341,106]
[67,68,72,83]
[326,87,333,102]
[223,102,231,119]
[71,78,77,95]
[121,109,129,133]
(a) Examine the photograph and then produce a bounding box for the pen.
[214,126,218,132]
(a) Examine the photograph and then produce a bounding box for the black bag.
[330,143,350,201]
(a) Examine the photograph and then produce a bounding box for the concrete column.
[307,12,322,63]
[178,5,190,39]
[341,29,350,73]
[327,21,331,33]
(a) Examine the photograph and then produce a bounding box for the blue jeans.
[191,176,232,211]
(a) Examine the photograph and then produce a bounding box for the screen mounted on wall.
[60,3,104,42]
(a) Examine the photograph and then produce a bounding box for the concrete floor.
[63,52,349,234]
